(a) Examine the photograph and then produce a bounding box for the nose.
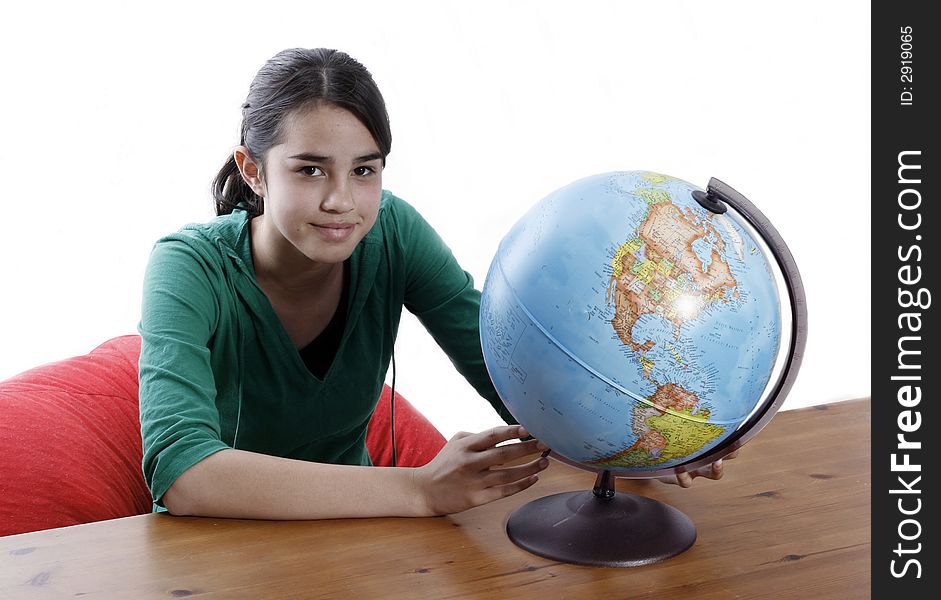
[321,177,355,214]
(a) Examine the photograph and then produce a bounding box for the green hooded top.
[138,191,512,508]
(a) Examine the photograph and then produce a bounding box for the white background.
[0,1,870,439]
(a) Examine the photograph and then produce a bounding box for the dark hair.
[212,48,392,217]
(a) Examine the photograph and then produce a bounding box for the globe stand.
[506,470,696,567]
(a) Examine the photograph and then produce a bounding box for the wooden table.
[1,399,870,599]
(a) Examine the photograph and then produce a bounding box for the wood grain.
[0,398,871,599]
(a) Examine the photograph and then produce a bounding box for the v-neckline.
[297,260,351,380]
[236,213,383,385]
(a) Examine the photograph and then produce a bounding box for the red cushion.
[0,335,151,536]
[367,386,446,468]
[0,335,446,536]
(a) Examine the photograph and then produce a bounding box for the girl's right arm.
[162,425,548,519]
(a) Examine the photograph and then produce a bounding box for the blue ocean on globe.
[480,171,784,473]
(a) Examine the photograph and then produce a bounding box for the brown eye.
[300,166,325,176]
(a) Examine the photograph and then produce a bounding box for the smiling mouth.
[310,222,356,241]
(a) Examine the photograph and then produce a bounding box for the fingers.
[418,432,549,515]
[472,438,544,468]
[481,455,549,488]
[458,425,547,472]
[488,472,541,502]
[462,425,531,451]
[658,454,732,487]
[477,458,545,505]
[459,431,549,503]
[709,458,724,480]
[657,470,697,487]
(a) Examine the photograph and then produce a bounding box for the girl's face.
[249,103,384,268]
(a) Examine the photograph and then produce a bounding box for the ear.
[233,146,266,197]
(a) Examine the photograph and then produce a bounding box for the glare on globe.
[480,171,805,479]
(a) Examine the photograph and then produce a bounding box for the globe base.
[506,483,696,568]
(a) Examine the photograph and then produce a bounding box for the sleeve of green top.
[138,237,231,507]
[393,199,516,425]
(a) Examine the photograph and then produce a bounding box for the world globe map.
[480,171,790,475]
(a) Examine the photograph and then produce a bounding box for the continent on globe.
[605,188,739,353]
[588,383,726,469]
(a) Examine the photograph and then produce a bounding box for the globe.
[480,171,807,567]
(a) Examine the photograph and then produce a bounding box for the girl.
[138,48,726,521]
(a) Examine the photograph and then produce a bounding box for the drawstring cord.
[384,220,397,468]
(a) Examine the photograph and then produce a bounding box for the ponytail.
[212,155,263,217]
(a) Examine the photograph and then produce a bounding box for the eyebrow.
[287,151,384,164]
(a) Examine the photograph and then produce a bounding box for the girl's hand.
[414,425,549,516]
[656,449,740,488]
